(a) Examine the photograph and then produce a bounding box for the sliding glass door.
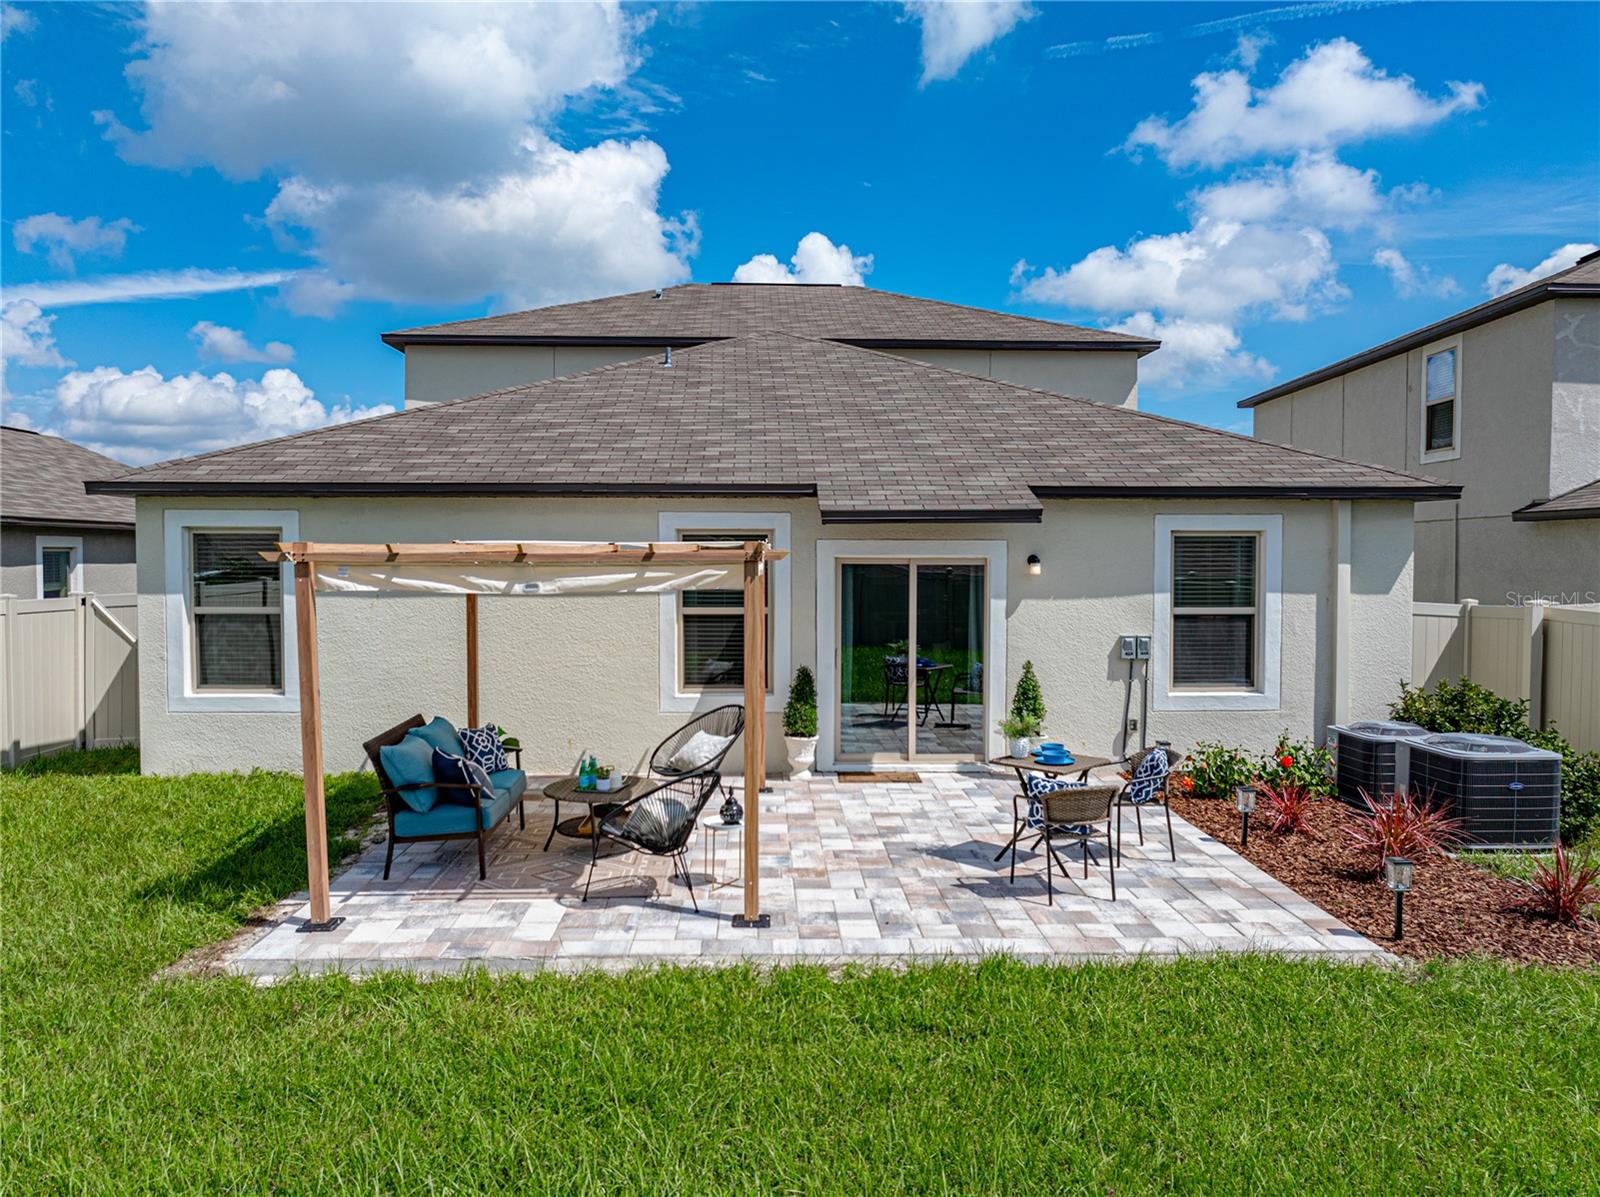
[837,559,985,763]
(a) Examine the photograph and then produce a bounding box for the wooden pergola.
[268,539,783,931]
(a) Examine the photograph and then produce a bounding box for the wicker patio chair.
[881,655,910,719]
[1007,777,1119,903]
[1115,746,1179,864]
[589,768,724,910]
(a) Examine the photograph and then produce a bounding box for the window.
[1423,345,1458,456]
[678,533,769,691]
[1170,533,1259,689]
[34,535,82,599]
[189,530,284,691]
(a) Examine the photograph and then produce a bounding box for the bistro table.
[988,753,1117,863]
[540,775,645,852]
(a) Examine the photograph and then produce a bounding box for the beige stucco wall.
[1250,298,1598,603]
[403,343,1142,409]
[1,525,137,597]
[134,493,1413,777]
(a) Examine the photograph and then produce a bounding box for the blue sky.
[3,0,1596,464]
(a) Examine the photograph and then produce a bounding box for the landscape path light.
[1234,784,1257,848]
[1383,855,1414,940]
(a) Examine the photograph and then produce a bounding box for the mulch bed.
[1169,793,1600,966]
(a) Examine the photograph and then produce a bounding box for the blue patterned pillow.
[431,748,494,806]
[1023,775,1093,835]
[1126,749,1170,805]
[460,725,508,773]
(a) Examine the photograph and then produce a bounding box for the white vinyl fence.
[1,593,138,767]
[1413,600,1600,752]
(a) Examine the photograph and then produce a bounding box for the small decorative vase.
[1009,736,1030,759]
[719,793,743,825]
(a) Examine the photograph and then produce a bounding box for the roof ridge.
[797,333,1452,489]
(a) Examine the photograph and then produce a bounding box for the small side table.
[698,817,742,891]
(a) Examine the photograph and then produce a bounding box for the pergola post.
[293,558,340,932]
[465,593,480,727]
[735,544,769,928]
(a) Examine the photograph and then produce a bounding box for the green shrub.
[783,666,818,738]
[1390,678,1599,845]
[1257,735,1335,798]
[1186,741,1257,797]
[1010,660,1046,728]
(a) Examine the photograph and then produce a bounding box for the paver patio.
[225,772,1388,977]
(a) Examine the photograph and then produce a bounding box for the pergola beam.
[266,541,787,567]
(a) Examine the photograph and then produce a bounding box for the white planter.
[784,735,819,778]
[1008,736,1031,759]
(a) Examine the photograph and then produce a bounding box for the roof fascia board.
[381,332,1159,355]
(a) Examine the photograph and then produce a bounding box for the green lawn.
[4,751,1599,1195]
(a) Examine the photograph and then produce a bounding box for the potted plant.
[1001,661,1047,756]
[998,713,1039,759]
[783,665,819,778]
[594,764,614,793]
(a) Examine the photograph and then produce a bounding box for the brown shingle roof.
[1239,249,1600,408]
[2,426,135,528]
[1512,478,1600,521]
[383,283,1158,353]
[88,333,1458,519]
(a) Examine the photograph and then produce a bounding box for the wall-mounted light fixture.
[1026,554,1042,576]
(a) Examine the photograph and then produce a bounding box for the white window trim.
[34,535,84,599]
[815,539,1007,772]
[657,511,790,714]
[1153,514,1281,712]
[1419,336,1462,464]
[164,509,300,713]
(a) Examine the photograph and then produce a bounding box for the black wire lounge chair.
[648,704,744,801]
[587,768,724,909]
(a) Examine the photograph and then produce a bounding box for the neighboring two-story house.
[1,425,136,598]
[1240,252,1600,605]
[89,284,1455,777]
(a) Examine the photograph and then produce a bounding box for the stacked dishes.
[1031,741,1075,767]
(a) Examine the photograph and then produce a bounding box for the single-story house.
[2,425,136,599]
[87,285,1459,777]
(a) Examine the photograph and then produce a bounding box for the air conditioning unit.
[1395,733,1563,849]
[1326,720,1430,807]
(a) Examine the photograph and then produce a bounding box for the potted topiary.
[1001,660,1047,756]
[783,665,820,777]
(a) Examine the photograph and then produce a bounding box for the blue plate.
[1033,753,1075,766]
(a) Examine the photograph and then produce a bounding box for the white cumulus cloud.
[1,2,35,41]
[46,365,394,466]
[96,1,693,314]
[189,321,294,364]
[1126,37,1484,169]
[1372,247,1458,299]
[1,298,70,399]
[1483,242,1599,297]
[1109,311,1273,388]
[733,232,873,286]
[905,1,1034,84]
[13,213,140,271]
[1191,152,1386,232]
[1015,219,1344,324]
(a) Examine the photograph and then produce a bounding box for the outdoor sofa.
[363,714,527,881]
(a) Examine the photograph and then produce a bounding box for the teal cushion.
[410,717,465,758]
[379,735,439,813]
[489,769,526,802]
[393,788,515,839]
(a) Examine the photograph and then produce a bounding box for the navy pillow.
[460,724,508,773]
[431,748,494,807]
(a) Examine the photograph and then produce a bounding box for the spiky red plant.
[1518,844,1600,925]
[1345,789,1465,872]
[1261,780,1318,836]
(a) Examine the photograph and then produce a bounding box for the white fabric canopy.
[314,562,742,596]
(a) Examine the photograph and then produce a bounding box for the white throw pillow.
[666,729,733,772]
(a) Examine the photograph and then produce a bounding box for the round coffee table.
[540,775,642,852]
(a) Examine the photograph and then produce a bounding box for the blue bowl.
[1038,741,1064,750]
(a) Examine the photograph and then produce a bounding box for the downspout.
[1332,500,1351,727]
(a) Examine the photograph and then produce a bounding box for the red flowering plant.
[1517,844,1600,925]
[1256,735,1334,797]
[1344,788,1464,875]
